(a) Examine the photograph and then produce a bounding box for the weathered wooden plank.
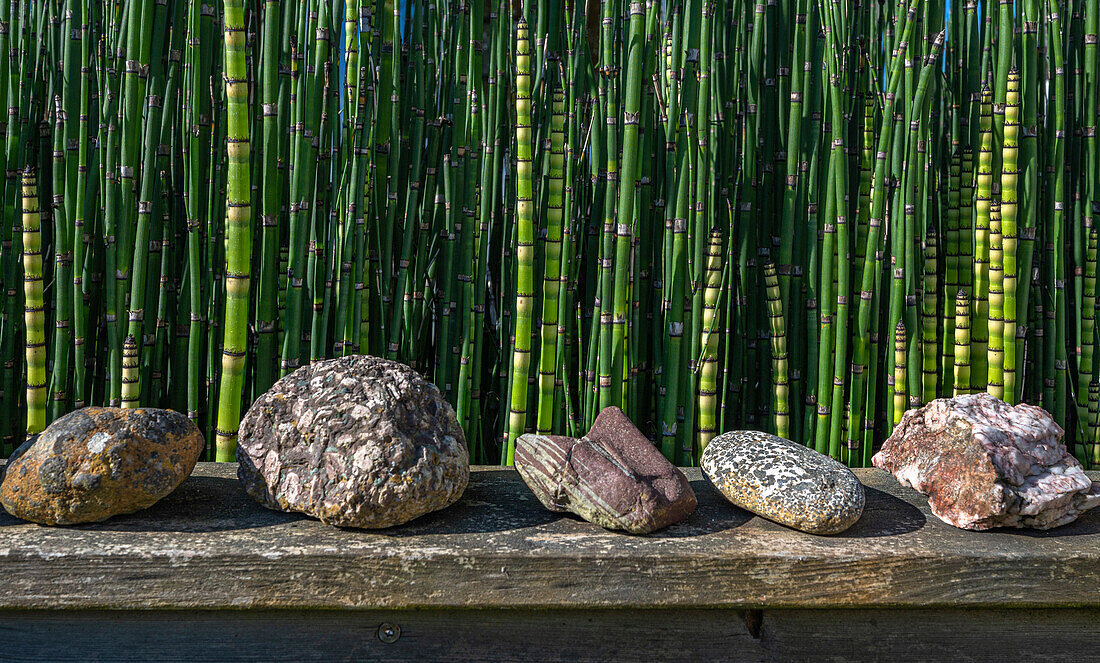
[0,464,1097,609]
[1,607,1097,662]
[761,607,1100,662]
[0,608,761,662]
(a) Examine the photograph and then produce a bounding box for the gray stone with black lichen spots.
[700,430,864,534]
[0,407,204,525]
[237,355,469,529]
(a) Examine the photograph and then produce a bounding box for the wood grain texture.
[0,464,1097,609]
[2,607,1098,662]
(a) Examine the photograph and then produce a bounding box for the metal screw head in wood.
[378,623,401,644]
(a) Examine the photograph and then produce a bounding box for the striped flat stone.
[514,407,696,534]
[701,430,864,535]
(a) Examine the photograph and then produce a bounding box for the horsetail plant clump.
[1,0,1099,470]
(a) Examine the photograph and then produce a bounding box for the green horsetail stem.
[71,0,89,410]
[385,0,428,365]
[183,0,210,426]
[685,0,715,455]
[254,0,282,395]
[922,227,939,404]
[987,199,1004,399]
[1015,0,1039,407]
[1084,226,1098,450]
[893,320,907,428]
[822,1,853,462]
[860,244,885,466]
[280,2,322,377]
[658,13,685,461]
[596,23,619,416]
[505,18,533,466]
[121,333,139,406]
[660,163,689,461]
[1072,0,1091,448]
[698,228,725,450]
[21,167,44,436]
[954,290,971,395]
[959,148,974,297]
[214,0,252,461]
[1001,68,1020,401]
[132,0,171,408]
[942,150,961,385]
[972,86,993,389]
[994,0,1012,166]
[48,98,71,421]
[152,177,172,406]
[813,157,838,456]
[115,0,155,404]
[1045,0,1068,433]
[1090,379,1100,463]
[610,1,646,410]
[763,261,789,440]
[372,0,396,299]
[0,0,10,444]
[535,86,566,435]
[378,0,402,327]
[102,15,122,408]
[307,49,332,367]
[121,96,164,409]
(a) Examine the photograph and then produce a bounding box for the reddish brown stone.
[514,407,696,534]
[0,407,204,525]
[873,393,1100,530]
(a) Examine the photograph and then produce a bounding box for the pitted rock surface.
[873,393,1100,530]
[515,407,696,534]
[237,355,469,529]
[701,430,864,534]
[0,407,203,525]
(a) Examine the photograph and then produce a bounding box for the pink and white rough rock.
[872,393,1100,530]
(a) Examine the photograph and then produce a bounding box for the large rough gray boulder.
[0,407,204,525]
[873,393,1100,530]
[515,407,697,534]
[237,355,469,529]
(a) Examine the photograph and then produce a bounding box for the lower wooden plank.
[0,607,1095,662]
[762,608,1100,662]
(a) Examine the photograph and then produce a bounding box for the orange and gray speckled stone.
[0,407,204,525]
[700,430,864,535]
[237,355,469,529]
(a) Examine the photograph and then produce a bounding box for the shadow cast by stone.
[0,510,24,526]
[643,479,754,538]
[367,469,565,536]
[831,486,926,538]
[71,476,306,533]
[360,497,565,537]
[992,507,1100,537]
